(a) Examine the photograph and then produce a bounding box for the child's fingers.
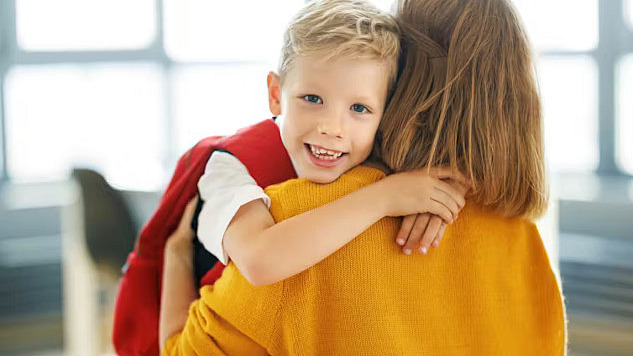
[402,213,430,255]
[427,200,454,225]
[432,223,447,248]
[417,215,443,254]
[435,179,466,209]
[431,187,460,220]
[396,215,417,246]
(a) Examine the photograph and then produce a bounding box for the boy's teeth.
[309,144,343,159]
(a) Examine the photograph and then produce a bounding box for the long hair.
[377,0,547,219]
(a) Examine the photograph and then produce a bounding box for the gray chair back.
[72,168,137,274]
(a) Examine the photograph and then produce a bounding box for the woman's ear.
[267,71,282,116]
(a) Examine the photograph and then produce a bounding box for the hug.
[113,0,566,355]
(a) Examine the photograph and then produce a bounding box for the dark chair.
[71,168,137,275]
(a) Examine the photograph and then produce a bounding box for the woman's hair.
[278,0,400,88]
[377,0,547,219]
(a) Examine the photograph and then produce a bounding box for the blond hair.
[279,0,400,88]
[377,0,547,219]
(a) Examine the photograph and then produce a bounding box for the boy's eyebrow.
[352,95,378,104]
[293,81,325,92]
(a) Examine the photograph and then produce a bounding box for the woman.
[161,0,566,354]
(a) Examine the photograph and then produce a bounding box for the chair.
[62,168,138,355]
[71,168,137,275]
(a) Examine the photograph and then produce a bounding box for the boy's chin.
[311,176,339,185]
[301,170,343,185]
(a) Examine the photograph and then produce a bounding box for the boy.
[192,0,400,285]
[193,0,461,287]
[117,2,406,354]
[160,0,466,350]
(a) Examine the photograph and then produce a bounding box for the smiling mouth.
[305,144,347,160]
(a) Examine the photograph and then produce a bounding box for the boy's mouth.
[305,143,347,167]
[307,144,345,160]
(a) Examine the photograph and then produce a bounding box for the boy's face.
[268,55,391,184]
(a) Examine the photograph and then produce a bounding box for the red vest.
[112,119,296,356]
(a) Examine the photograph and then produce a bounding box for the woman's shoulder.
[263,166,385,220]
[454,203,542,241]
[264,165,385,196]
[449,204,555,275]
[459,203,537,225]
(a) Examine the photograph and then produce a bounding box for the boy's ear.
[267,71,282,116]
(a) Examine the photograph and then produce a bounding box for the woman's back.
[270,166,565,355]
[182,166,565,355]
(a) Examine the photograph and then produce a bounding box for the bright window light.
[5,63,166,190]
[164,0,303,63]
[617,55,633,174]
[511,0,598,52]
[16,0,156,51]
[537,56,599,172]
[171,64,271,154]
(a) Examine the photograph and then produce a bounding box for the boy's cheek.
[358,130,379,154]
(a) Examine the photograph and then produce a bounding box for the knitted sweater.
[163,166,566,355]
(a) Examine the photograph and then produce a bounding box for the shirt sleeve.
[197,151,271,265]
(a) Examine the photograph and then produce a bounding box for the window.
[16,0,156,51]
[0,82,6,182]
[617,55,633,174]
[511,0,599,51]
[163,0,302,63]
[1,0,631,190]
[538,56,599,172]
[171,64,271,154]
[4,63,166,190]
[510,0,602,173]
[4,0,307,189]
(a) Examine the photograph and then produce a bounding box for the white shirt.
[196,151,270,265]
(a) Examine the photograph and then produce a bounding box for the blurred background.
[0,0,631,355]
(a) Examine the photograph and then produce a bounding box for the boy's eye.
[303,95,322,104]
[351,103,369,113]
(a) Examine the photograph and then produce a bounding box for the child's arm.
[197,151,272,266]
[224,168,467,287]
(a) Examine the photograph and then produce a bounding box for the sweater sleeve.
[161,295,269,356]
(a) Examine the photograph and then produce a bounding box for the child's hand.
[394,176,469,255]
[396,213,443,255]
[165,196,198,254]
[380,167,469,223]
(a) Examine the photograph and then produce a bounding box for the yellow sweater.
[164,166,566,355]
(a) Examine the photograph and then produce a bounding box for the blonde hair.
[377,0,547,219]
[279,0,400,88]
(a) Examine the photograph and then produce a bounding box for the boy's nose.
[317,114,344,139]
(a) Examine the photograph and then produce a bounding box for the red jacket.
[112,119,296,356]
